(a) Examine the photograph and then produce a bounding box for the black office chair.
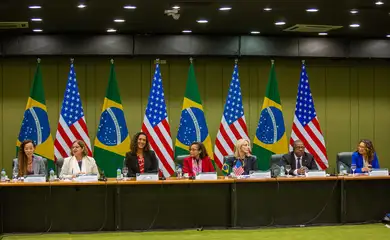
[269,154,284,167]
[56,158,64,177]
[175,155,189,168]
[336,152,353,174]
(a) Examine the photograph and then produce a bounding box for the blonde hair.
[234,139,251,159]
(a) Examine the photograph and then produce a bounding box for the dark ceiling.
[0,0,390,38]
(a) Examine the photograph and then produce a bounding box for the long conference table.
[0,175,390,233]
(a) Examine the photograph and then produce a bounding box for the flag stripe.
[142,118,175,175]
[73,120,92,155]
[157,120,174,158]
[56,124,73,150]
[221,119,238,147]
[305,122,327,157]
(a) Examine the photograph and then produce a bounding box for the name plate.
[306,170,326,177]
[24,175,46,183]
[136,173,159,181]
[75,175,98,182]
[195,172,217,180]
[369,169,389,177]
[250,171,271,179]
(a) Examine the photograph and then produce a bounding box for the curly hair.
[130,132,150,154]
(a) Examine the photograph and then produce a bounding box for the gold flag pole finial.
[70,58,74,64]
[37,58,41,64]
[234,58,238,64]
[189,57,193,63]
[156,58,160,64]
[302,60,305,64]
[110,59,114,64]
[271,59,275,65]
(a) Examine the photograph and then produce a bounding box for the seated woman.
[183,142,215,177]
[225,139,258,176]
[352,139,380,173]
[59,140,99,179]
[14,139,46,177]
[125,132,158,177]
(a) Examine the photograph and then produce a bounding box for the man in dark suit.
[281,140,318,175]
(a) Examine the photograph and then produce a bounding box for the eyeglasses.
[72,146,81,149]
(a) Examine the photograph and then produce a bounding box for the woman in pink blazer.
[183,142,215,177]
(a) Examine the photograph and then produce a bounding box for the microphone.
[97,166,107,181]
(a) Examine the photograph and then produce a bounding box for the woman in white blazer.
[59,140,99,179]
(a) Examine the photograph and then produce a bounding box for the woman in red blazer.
[183,142,215,177]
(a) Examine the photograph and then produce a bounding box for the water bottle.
[339,164,344,175]
[1,169,6,182]
[280,165,285,177]
[116,168,122,180]
[49,168,55,181]
[177,166,182,179]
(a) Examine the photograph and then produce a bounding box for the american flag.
[214,63,249,169]
[233,160,245,176]
[141,63,175,177]
[289,63,328,170]
[54,63,92,160]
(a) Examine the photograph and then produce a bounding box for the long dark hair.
[189,142,208,159]
[358,139,376,162]
[18,140,36,176]
[130,132,150,154]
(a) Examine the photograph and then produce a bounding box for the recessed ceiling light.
[172,6,180,9]
[264,7,272,11]
[349,23,360,28]
[275,21,286,25]
[182,30,192,33]
[114,19,125,23]
[28,5,41,9]
[306,8,319,12]
[250,31,260,34]
[318,32,328,36]
[107,28,117,33]
[197,19,208,23]
[78,4,87,8]
[375,1,384,5]
[219,7,232,11]
[386,34,390,38]
[31,18,42,22]
[33,29,43,32]
[350,9,359,14]
[124,5,136,9]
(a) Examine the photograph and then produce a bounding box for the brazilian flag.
[252,61,288,170]
[175,61,215,169]
[94,60,130,177]
[17,59,55,171]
